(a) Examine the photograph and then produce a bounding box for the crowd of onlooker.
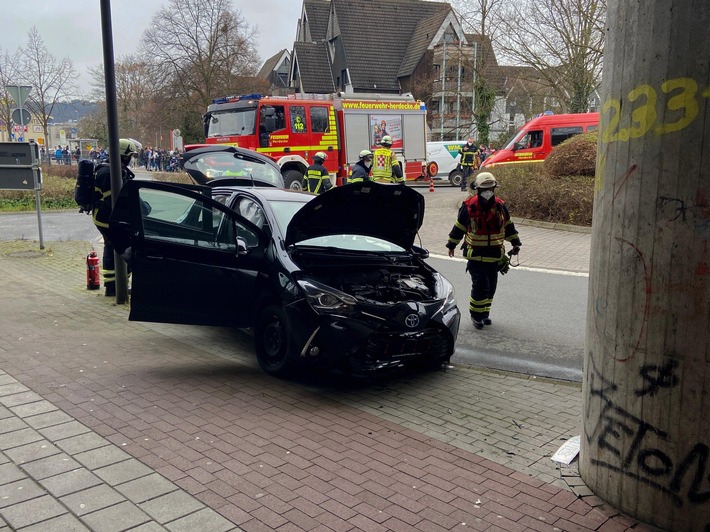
[39,144,183,173]
[39,145,82,165]
[136,147,182,172]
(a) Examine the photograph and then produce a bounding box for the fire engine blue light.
[211,93,264,105]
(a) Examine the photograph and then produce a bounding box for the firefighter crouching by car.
[303,151,332,194]
[371,135,404,184]
[446,172,521,329]
[93,138,140,297]
[348,150,373,183]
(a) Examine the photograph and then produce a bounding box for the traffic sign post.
[0,140,45,249]
[5,85,32,144]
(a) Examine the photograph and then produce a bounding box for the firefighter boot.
[104,282,116,297]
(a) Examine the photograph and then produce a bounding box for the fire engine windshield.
[206,109,257,138]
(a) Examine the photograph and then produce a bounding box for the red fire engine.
[197,93,429,189]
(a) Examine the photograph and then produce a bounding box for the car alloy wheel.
[255,305,295,377]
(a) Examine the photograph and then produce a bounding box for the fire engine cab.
[199,92,428,189]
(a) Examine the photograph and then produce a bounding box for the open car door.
[108,180,266,327]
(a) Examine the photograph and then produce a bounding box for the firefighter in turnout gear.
[446,172,521,329]
[458,138,480,191]
[303,151,332,194]
[348,150,373,183]
[371,135,404,183]
[93,138,139,297]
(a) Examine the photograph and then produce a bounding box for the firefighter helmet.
[359,149,373,159]
[314,151,327,162]
[474,172,498,189]
[381,135,393,146]
[118,138,139,158]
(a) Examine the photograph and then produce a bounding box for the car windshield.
[295,235,406,253]
[184,152,281,186]
[207,108,257,137]
[268,199,405,252]
[268,199,310,233]
[503,129,527,150]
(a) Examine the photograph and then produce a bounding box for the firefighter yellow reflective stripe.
[470,297,492,313]
[257,146,336,154]
[103,267,116,282]
[463,251,500,262]
[465,233,506,246]
[454,220,466,232]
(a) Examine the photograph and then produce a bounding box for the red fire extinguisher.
[86,251,100,290]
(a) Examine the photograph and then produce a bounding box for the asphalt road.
[430,257,586,381]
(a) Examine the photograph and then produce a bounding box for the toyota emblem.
[404,314,420,328]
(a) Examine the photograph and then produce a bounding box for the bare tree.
[0,47,21,143]
[496,0,605,113]
[140,0,261,113]
[89,55,155,143]
[449,0,506,144]
[20,27,76,157]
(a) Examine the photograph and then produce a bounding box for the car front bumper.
[284,299,461,373]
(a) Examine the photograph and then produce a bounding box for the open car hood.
[285,182,425,249]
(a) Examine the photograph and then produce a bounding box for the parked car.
[180,145,284,187]
[108,178,461,377]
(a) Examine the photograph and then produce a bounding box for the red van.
[481,112,599,169]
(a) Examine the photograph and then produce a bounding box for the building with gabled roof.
[258,0,587,143]
[257,49,292,96]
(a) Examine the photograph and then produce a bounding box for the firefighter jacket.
[446,195,521,262]
[458,143,480,167]
[92,162,135,229]
[304,162,332,194]
[371,147,404,183]
[348,160,371,183]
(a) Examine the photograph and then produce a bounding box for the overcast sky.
[1,0,302,98]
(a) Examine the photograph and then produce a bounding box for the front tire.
[283,169,304,190]
[255,305,297,377]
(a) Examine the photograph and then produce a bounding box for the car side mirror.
[412,245,429,259]
[237,237,248,256]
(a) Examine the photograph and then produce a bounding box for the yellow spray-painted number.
[601,77,706,143]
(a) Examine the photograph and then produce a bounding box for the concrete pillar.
[581,1,710,530]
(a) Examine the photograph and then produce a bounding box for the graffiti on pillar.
[658,196,690,222]
[585,357,709,509]
[658,194,710,236]
[601,77,710,144]
[635,359,679,397]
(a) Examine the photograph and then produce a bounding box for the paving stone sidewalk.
[0,238,658,532]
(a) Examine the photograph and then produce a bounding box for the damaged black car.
[108,178,460,377]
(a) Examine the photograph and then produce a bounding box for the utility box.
[0,141,42,191]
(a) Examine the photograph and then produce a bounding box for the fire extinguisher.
[86,251,100,290]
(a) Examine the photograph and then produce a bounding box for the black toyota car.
[108,169,461,377]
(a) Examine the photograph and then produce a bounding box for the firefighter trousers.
[466,260,499,321]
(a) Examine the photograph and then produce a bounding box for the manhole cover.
[7,251,46,259]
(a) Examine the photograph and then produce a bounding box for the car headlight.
[435,273,457,311]
[297,279,358,316]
